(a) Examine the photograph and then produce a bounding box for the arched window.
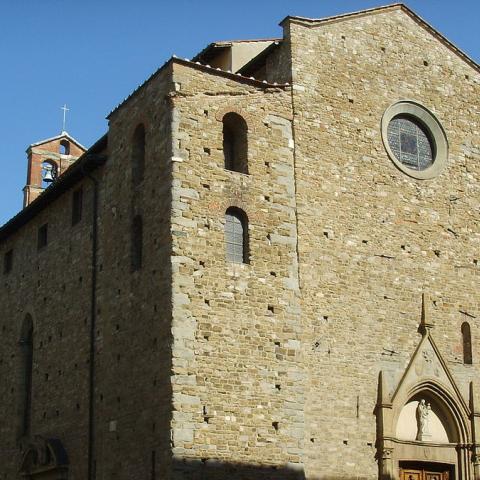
[223,113,248,174]
[225,207,249,264]
[19,314,34,436]
[131,215,143,271]
[132,124,146,185]
[59,139,70,155]
[462,322,472,365]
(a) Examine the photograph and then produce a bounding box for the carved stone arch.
[20,436,69,479]
[215,106,256,133]
[393,380,470,445]
[377,310,474,480]
[223,197,249,215]
[129,116,149,137]
[18,306,37,337]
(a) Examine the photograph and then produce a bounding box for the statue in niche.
[416,399,431,440]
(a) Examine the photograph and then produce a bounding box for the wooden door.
[400,467,450,480]
[425,471,449,480]
[401,469,423,480]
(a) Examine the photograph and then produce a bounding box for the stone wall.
[0,64,175,479]
[168,62,304,476]
[287,8,480,479]
[0,176,97,478]
[0,6,479,480]
[88,65,175,479]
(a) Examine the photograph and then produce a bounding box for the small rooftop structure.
[23,131,87,208]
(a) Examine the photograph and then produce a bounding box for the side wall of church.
[92,65,175,480]
[167,63,305,478]
[287,10,480,479]
[0,65,176,480]
[0,178,98,479]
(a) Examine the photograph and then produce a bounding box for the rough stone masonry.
[0,4,479,480]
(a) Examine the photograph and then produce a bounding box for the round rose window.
[381,101,448,180]
[387,116,434,171]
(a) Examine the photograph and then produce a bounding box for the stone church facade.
[0,4,479,480]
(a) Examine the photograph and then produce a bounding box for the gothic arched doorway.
[376,322,476,480]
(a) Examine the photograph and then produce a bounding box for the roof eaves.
[215,37,282,45]
[108,56,289,118]
[107,58,174,119]
[173,57,289,88]
[0,134,108,243]
[399,4,480,73]
[191,42,231,64]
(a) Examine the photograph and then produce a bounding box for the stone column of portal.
[381,445,395,480]
[377,372,395,480]
[470,383,480,480]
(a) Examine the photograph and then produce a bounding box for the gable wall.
[287,9,480,479]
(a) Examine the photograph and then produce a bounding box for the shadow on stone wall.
[170,457,380,479]
[172,457,306,480]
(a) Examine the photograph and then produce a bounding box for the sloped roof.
[28,131,87,152]
[107,57,289,118]
[281,3,480,74]
[238,41,282,77]
[192,38,282,65]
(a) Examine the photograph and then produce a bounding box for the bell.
[43,170,54,183]
[42,163,56,183]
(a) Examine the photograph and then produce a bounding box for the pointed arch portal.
[376,299,479,480]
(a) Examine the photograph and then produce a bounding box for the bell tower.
[23,132,86,207]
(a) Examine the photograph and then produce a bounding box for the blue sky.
[0,0,478,226]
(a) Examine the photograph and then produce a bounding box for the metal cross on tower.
[61,104,69,133]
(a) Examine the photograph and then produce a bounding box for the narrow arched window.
[225,207,249,264]
[223,113,248,174]
[59,139,70,155]
[131,215,143,271]
[132,124,146,185]
[462,322,472,365]
[19,315,34,436]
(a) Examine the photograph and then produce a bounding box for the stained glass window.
[225,208,248,264]
[387,116,434,171]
